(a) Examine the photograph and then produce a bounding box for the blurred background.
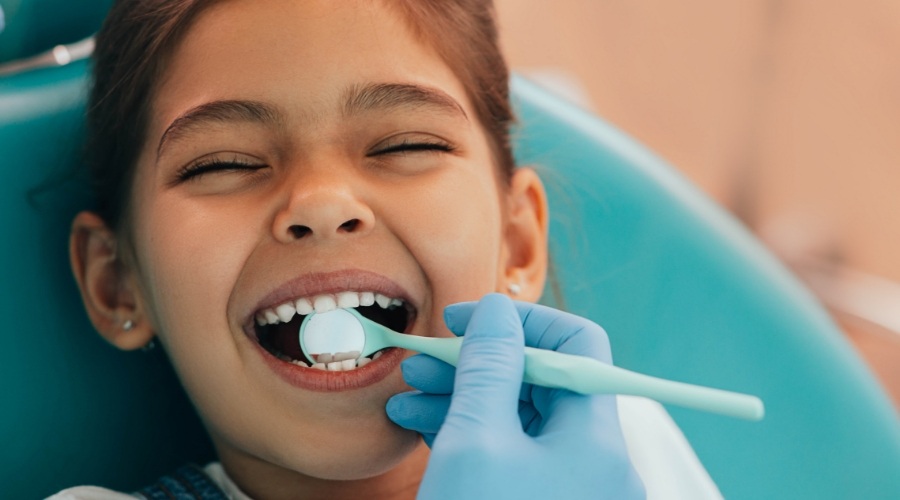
[493,0,899,408]
[1,0,897,408]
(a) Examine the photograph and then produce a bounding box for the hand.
[386,293,645,499]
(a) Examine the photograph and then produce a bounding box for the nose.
[272,167,375,243]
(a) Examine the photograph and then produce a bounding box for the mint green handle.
[522,347,765,420]
[386,333,464,366]
[305,310,765,421]
[384,327,764,421]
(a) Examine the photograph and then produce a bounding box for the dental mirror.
[301,309,366,359]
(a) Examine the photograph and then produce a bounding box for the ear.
[69,211,155,350]
[498,167,549,302]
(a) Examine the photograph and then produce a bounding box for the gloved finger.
[445,301,612,363]
[448,300,610,407]
[403,350,534,403]
[447,300,620,446]
[400,349,537,417]
[400,339,540,434]
[399,354,455,394]
[528,330,621,448]
[522,308,618,440]
[448,301,612,408]
[440,293,525,435]
[385,391,451,435]
[518,399,542,435]
[390,379,543,435]
[533,389,619,430]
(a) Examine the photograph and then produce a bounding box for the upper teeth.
[255,291,403,326]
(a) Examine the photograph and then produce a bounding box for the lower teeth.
[281,350,384,371]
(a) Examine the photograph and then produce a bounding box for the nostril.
[338,219,360,233]
[289,225,312,239]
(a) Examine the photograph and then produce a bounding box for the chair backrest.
[0,0,110,63]
[0,61,214,498]
[1,62,897,499]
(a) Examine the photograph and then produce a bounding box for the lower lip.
[252,339,405,392]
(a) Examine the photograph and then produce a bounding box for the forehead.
[150,0,475,136]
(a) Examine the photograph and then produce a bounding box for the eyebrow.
[342,82,469,121]
[156,83,467,160]
[156,100,282,160]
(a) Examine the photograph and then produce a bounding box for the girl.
[57,0,719,498]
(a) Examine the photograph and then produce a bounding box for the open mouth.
[252,291,415,371]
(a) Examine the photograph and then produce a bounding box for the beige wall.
[494,0,900,405]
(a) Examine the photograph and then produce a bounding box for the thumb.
[441,293,525,434]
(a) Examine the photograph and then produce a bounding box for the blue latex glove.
[386,293,645,499]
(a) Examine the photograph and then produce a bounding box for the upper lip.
[241,269,415,330]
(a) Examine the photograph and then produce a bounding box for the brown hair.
[86,0,515,230]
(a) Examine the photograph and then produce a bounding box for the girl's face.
[104,0,545,495]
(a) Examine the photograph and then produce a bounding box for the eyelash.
[175,157,266,182]
[371,139,455,156]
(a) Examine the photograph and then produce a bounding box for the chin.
[306,425,423,481]
[214,404,424,484]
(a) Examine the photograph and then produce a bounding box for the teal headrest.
[0,61,214,497]
[0,0,111,63]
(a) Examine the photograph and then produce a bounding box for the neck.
[217,441,429,500]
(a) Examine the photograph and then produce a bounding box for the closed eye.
[370,139,455,156]
[174,156,267,184]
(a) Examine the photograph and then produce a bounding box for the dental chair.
[2,59,898,498]
[0,0,110,64]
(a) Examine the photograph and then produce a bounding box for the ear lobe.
[69,211,154,350]
[499,167,549,302]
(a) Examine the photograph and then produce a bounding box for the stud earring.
[122,319,135,332]
[507,283,522,296]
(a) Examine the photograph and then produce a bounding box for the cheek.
[130,184,260,348]
[387,166,505,303]
[130,187,273,433]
